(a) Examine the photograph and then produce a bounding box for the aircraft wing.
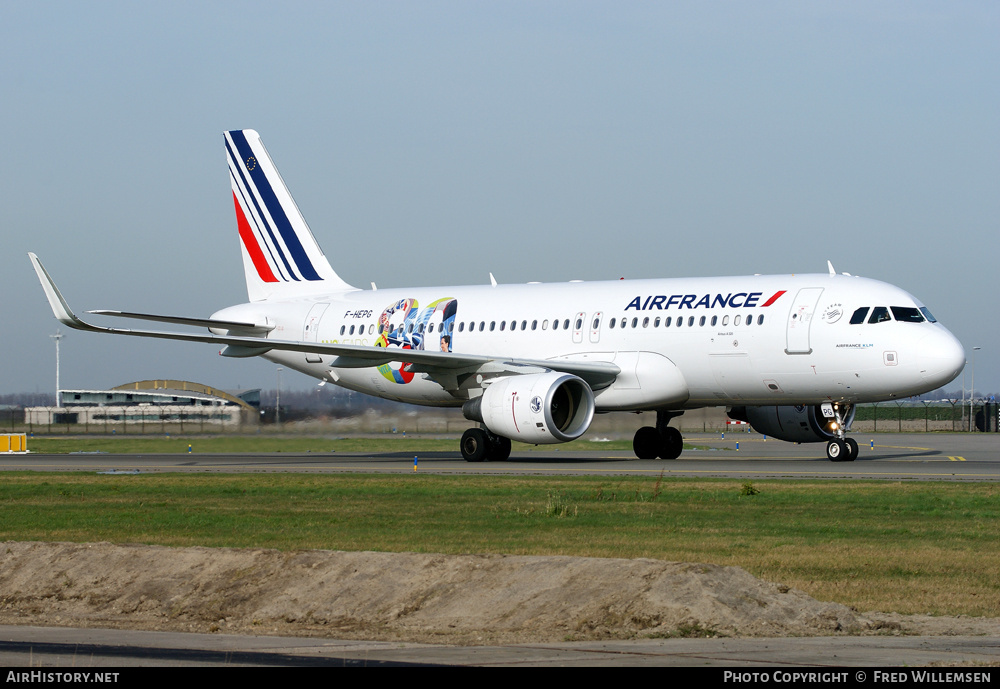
[29,254,620,390]
[87,310,275,335]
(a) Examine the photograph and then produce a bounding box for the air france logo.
[530,396,543,413]
[625,290,786,311]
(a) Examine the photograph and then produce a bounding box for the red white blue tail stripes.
[225,130,353,300]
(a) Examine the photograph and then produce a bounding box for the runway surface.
[3,432,998,667]
[5,432,999,481]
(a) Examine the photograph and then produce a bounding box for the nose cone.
[917,326,966,389]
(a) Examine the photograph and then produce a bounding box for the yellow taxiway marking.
[875,444,933,451]
[948,456,966,462]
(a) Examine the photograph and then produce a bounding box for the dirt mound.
[0,542,981,644]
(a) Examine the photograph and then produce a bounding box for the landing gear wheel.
[461,428,490,462]
[633,426,661,460]
[826,439,847,462]
[659,427,683,460]
[633,425,684,460]
[844,437,859,462]
[491,435,512,462]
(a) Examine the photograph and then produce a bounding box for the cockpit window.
[868,307,891,324]
[891,306,924,323]
[850,307,869,325]
[919,307,937,323]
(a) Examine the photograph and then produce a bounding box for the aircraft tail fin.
[225,129,355,301]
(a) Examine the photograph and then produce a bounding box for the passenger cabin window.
[868,307,891,324]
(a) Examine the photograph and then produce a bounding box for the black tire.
[491,435,512,461]
[845,437,859,462]
[826,439,846,462]
[461,428,491,462]
[659,427,683,460]
[633,426,661,459]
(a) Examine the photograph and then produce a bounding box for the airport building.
[24,380,260,430]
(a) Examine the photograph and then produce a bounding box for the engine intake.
[463,372,595,444]
[728,404,855,443]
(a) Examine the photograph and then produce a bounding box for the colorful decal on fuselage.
[375,298,458,384]
[624,290,786,311]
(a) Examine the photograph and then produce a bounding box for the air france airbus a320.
[30,130,966,462]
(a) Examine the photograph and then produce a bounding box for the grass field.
[0,470,997,618]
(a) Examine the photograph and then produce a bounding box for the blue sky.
[4,1,997,397]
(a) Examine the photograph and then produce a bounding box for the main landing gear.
[460,427,512,462]
[632,410,684,460]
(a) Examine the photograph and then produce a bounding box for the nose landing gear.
[825,403,859,461]
[826,437,859,462]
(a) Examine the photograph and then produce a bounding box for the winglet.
[27,253,92,330]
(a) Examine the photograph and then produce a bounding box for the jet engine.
[463,372,595,444]
[728,404,855,443]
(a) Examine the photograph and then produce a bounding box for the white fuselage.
[213,272,965,412]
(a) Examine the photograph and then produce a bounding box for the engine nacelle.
[463,372,595,444]
[728,404,856,443]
